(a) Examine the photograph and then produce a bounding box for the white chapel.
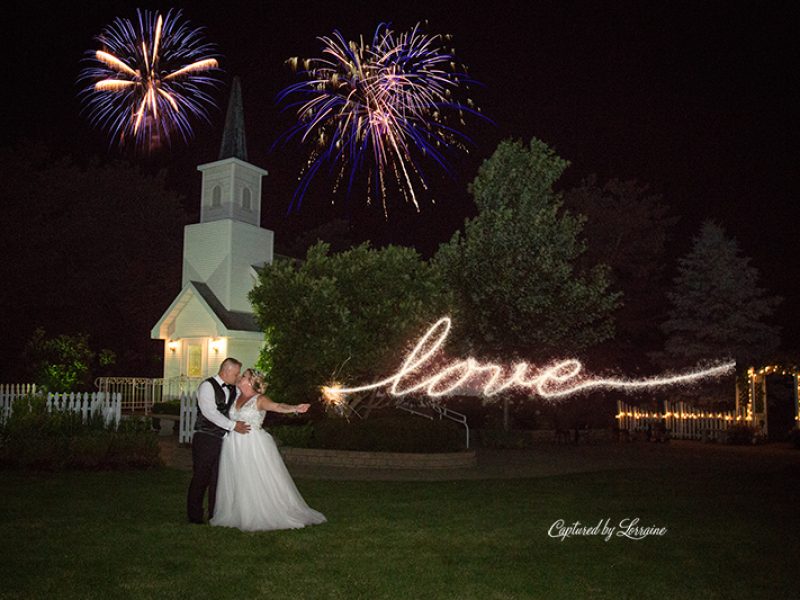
[151,78,272,379]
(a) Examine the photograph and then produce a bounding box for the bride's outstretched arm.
[256,394,310,415]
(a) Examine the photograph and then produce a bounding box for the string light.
[742,363,800,427]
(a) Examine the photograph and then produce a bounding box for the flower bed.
[0,396,161,470]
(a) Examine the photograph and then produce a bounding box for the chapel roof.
[191,281,260,332]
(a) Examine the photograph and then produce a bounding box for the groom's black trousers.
[187,432,224,522]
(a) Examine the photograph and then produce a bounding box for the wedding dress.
[210,394,327,532]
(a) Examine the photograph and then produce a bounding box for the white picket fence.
[179,392,198,444]
[0,384,37,422]
[617,399,748,441]
[0,388,122,426]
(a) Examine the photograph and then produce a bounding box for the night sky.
[5,1,799,351]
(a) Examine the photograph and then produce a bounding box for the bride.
[210,368,327,532]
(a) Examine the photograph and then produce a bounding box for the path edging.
[278,447,477,469]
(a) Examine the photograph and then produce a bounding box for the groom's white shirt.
[196,374,238,433]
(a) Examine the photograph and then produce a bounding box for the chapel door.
[186,343,204,378]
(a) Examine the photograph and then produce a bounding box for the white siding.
[227,338,266,373]
[228,220,273,312]
[173,296,220,338]
[182,219,272,313]
[198,157,267,226]
[164,341,182,379]
[183,220,232,293]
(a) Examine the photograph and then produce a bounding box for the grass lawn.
[1,456,798,599]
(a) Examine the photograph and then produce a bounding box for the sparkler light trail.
[321,317,736,406]
[277,22,487,215]
[79,9,223,151]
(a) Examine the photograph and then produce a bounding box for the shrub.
[789,428,800,450]
[309,416,465,453]
[107,431,161,468]
[0,398,162,470]
[268,423,314,448]
[22,329,95,392]
[725,424,756,445]
[151,401,181,415]
[480,429,532,449]
[68,433,112,469]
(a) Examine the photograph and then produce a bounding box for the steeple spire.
[218,76,248,161]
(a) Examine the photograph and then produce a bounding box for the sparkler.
[79,9,223,151]
[321,317,736,405]
[277,22,486,215]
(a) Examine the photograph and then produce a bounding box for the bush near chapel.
[22,328,117,393]
[268,416,464,453]
[0,396,161,470]
[250,242,451,408]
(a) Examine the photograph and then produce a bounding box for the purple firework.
[79,9,223,151]
[277,22,487,215]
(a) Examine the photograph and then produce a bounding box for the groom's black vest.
[194,377,234,438]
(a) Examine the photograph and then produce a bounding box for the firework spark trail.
[277,22,487,214]
[321,317,736,406]
[79,8,223,151]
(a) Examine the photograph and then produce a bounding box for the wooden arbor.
[737,365,800,441]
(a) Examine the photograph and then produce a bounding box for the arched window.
[242,187,252,210]
[211,185,222,208]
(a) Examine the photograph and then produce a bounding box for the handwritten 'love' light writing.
[321,316,735,405]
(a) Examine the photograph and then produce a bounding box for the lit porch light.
[210,337,226,354]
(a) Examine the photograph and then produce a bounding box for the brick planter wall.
[279,447,477,469]
[473,428,615,444]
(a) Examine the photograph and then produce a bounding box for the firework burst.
[277,22,486,215]
[79,9,223,151]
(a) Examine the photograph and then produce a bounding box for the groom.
[187,357,251,524]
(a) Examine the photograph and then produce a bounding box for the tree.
[563,176,679,368]
[435,138,621,360]
[22,328,115,392]
[435,139,621,430]
[0,142,187,379]
[249,242,451,412]
[657,220,782,369]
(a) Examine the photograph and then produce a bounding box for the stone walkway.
[157,436,800,481]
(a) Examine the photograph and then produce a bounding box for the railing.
[0,390,122,426]
[397,398,471,449]
[616,400,749,441]
[95,376,204,413]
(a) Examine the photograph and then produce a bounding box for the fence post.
[179,392,198,445]
[114,393,121,425]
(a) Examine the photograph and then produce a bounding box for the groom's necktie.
[224,384,235,404]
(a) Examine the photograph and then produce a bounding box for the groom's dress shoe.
[188,518,205,525]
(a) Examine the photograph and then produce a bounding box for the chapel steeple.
[196,77,267,227]
[218,76,248,161]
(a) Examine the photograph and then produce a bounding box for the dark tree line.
[1,138,783,398]
[0,143,187,382]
